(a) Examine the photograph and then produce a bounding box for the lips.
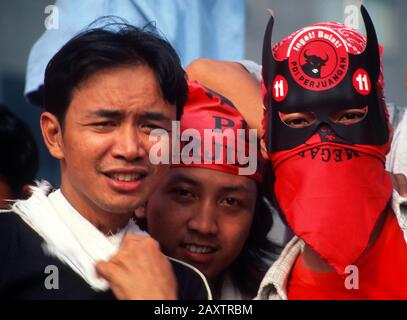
[182,243,217,254]
[107,172,144,182]
[179,242,219,264]
[102,168,148,192]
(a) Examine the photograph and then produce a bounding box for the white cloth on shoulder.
[10,181,148,291]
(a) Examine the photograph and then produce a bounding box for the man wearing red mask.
[255,6,407,299]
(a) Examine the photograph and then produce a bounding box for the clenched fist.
[95,235,177,300]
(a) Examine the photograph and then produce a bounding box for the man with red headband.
[255,6,407,299]
[137,81,276,299]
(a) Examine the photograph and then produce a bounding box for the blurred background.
[0,0,406,184]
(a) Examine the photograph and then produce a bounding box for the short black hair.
[43,19,187,123]
[0,105,39,197]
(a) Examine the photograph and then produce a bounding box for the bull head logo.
[301,50,329,78]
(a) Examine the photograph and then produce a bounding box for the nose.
[111,125,147,161]
[187,200,218,235]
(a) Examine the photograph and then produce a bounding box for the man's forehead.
[67,66,176,118]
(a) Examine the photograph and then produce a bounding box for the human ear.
[260,138,269,160]
[40,111,64,160]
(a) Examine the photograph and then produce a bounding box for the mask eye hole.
[330,107,368,125]
[279,111,316,128]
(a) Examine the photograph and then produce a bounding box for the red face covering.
[271,127,392,274]
[262,13,393,274]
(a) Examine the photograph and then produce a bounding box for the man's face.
[145,167,257,282]
[54,65,175,221]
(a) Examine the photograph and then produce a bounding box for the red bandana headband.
[172,81,264,182]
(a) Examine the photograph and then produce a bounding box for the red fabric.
[287,210,407,299]
[272,135,392,274]
[261,21,393,274]
[270,21,385,89]
[173,81,263,181]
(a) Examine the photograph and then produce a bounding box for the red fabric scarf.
[271,134,392,274]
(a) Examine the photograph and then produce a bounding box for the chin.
[100,200,141,215]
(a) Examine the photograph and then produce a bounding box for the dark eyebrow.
[138,111,171,122]
[169,171,250,193]
[168,172,200,187]
[87,109,124,119]
[85,110,172,124]
[221,186,249,193]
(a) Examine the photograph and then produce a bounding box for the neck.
[60,186,133,236]
[302,209,389,272]
[81,210,132,235]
